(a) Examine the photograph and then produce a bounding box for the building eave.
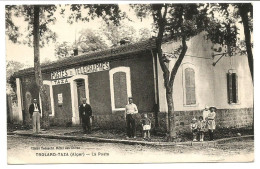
[14,38,157,78]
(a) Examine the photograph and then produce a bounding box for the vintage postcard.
[5,1,254,164]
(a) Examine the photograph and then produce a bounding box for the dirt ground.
[7,135,254,164]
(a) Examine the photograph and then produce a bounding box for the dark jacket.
[79,104,92,120]
[29,103,41,115]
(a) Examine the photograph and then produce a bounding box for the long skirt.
[207,120,216,130]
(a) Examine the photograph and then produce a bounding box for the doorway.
[69,75,89,125]
[76,79,86,125]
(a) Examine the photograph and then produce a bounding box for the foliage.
[77,29,108,53]
[67,4,125,25]
[5,5,58,47]
[55,41,74,59]
[101,21,138,46]
[6,61,26,94]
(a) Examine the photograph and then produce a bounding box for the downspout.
[151,49,160,127]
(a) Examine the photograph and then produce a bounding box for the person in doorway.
[125,97,138,139]
[29,98,41,134]
[207,106,216,141]
[79,98,92,134]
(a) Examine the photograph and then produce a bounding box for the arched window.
[109,67,132,111]
[182,64,196,106]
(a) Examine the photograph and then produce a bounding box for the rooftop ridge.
[14,38,157,77]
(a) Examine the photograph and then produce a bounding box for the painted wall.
[213,54,253,109]
[88,71,111,115]
[110,52,155,114]
[17,50,156,128]
[52,83,72,126]
[158,32,253,113]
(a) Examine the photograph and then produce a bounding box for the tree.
[77,28,108,53]
[238,4,253,82]
[101,21,138,46]
[139,27,152,41]
[55,41,74,59]
[6,5,58,129]
[6,61,26,94]
[131,4,208,140]
[6,4,124,129]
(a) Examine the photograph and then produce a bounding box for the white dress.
[207,111,216,130]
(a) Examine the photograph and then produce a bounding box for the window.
[227,72,238,104]
[182,63,197,106]
[185,68,196,105]
[109,67,132,111]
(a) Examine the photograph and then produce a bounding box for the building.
[13,33,253,132]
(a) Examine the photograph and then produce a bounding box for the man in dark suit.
[29,98,41,133]
[79,98,92,134]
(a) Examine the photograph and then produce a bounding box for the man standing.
[79,98,92,134]
[29,98,41,134]
[125,97,138,139]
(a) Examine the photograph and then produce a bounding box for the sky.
[5,4,154,67]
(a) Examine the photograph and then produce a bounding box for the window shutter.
[185,68,196,105]
[227,73,233,104]
[113,72,127,108]
[232,73,238,103]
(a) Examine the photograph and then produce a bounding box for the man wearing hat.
[207,106,216,141]
[125,97,138,139]
[29,98,41,134]
[79,98,92,134]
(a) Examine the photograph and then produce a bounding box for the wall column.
[15,78,23,123]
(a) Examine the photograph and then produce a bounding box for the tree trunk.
[239,4,253,83]
[166,87,176,140]
[33,5,50,129]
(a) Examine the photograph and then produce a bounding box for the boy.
[190,117,198,141]
[197,116,206,141]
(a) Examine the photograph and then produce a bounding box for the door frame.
[68,75,89,125]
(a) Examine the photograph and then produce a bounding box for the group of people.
[29,98,216,142]
[190,106,216,141]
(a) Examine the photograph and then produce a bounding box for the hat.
[82,98,87,101]
[209,106,217,111]
[192,117,197,121]
[205,105,209,109]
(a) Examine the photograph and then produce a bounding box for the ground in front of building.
[7,135,254,163]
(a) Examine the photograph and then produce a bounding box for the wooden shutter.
[113,72,127,108]
[185,68,196,105]
[232,73,238,103]
[227,73,233,104]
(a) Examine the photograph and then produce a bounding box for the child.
[141,113,151,140]
[197,116,206,142]
[190,117,198,141]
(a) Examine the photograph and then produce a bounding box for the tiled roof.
[14,38,157,77]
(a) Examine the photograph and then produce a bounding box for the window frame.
[182,63,197,107]
[109,67,132,112]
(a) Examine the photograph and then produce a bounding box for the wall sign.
[58,93,63,106]
[51,62,110,85]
